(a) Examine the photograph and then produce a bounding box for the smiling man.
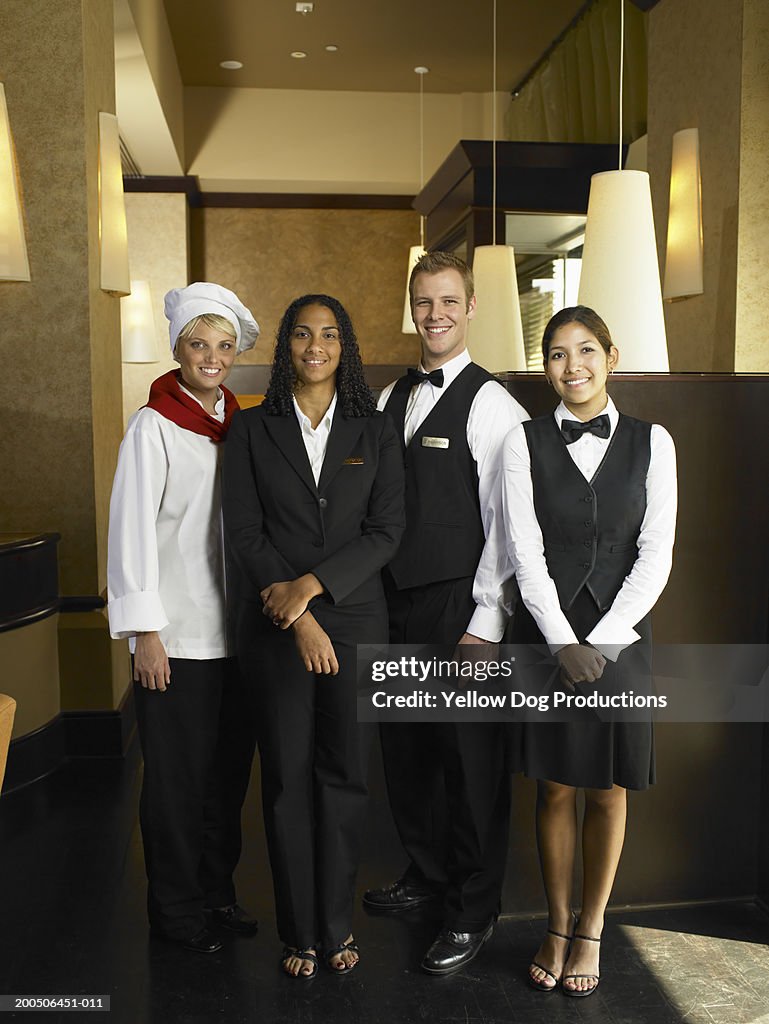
[365,251,529,975]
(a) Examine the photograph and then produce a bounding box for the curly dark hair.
[262,294,375,417]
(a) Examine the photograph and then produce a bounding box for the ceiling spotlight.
[325,44,339,52]
[290,50,307,59]
[295,2,313,12]
[219,60,243,70]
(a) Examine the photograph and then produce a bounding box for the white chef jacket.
[378,348,529,641]
[107,387,230,659]
[501,396,677,661]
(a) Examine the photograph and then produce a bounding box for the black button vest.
[524,413,651,611]
[384,362,497,589]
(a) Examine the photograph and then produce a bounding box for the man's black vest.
[523,413,651,611]
[384,363,497,590]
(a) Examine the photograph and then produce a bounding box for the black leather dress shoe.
[362,878,441,913]
[421,922,494,975]
[207,904,259,937]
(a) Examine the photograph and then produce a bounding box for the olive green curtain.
[504,0,647,145]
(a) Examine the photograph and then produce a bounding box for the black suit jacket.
[222,403,405,642]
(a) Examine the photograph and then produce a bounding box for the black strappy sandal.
[528,925,573,993]
[562,932,601,998]
[280,946,319,979]
[325,937,360,973]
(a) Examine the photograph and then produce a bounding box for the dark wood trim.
[1,688,136,796]
[0,603,58,635]
[0,532,61,553]
[58,595,106,613]
[123,175,416,211]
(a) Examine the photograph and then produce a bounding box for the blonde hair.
[177,313,236,344]
[408,251,475,308]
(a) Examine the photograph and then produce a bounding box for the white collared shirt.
[107,386,230,658]
[501,396,677,660]
[378,348,529,641]
[292,392,337,485]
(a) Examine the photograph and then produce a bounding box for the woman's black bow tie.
[560,413,611,445]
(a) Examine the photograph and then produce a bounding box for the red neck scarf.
[145,370,239,443]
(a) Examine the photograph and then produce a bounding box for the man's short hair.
[408,251,475,309]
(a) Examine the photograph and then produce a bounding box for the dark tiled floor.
[1,743,768,1024]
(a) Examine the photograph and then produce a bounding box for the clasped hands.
[557,643,606,688]
[261,574,338,676]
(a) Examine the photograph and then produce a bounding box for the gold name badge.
[421,436,450,449]
[343,457,364,465]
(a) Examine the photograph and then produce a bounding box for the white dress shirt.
[107,386,230,659]
[292,392,337,485]
[378,348,529,641]
[501,396,677,660]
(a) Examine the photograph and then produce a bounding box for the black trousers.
[239,601,381,951]
[379,575,511,931]
[134,657,256,940]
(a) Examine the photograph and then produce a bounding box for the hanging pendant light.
[467,0,526,372]
[577,0,668,371]
[121,280,159,363]
[402,66,428,334]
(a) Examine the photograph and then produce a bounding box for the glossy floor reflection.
[1,741,767,1024]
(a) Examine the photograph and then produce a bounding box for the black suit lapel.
[262,413,318,496]
[317,409,366,493]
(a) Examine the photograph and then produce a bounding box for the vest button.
[582,562,590,568]
[318,497,328,509]
[584,520,593,527]
[583,496,592,503]
[583,540,591,547]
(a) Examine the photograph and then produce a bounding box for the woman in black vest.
[501,306,676,998]
[222,295,404,979]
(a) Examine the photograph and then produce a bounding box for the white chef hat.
[164,282,260,356]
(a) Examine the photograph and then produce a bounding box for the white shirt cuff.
[108,592,169,639]
[586,610,641,661]
[467,605,508,643]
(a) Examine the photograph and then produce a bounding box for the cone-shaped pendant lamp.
[577,0,669,371]
[467,0,526,371]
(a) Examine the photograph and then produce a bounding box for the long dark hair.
[262,294,375,417]
[541,305,614,360]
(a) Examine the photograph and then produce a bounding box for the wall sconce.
[98,112,130,295]
[469,245,527,371]
[663,127,703,300]
[578,170,669,371]
[0,84,30,282]
[401,244,426,333]
[120,281,159,362]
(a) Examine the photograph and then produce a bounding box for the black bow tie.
[407,367,444,388]
[560,414,611,445]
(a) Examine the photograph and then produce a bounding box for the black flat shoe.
[362,878,441,913]
[207,904,259,937]
[420,922,494,976]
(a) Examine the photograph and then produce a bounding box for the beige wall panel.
[0,616,61,739]
[185,87,467,194]
[648,0,743,370]
[0,0,120,599]
[58,611,130,711]
[735,0,769,371]
[122,193,189,427]
[190,207,421,366]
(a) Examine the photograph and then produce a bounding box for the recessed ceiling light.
[219,60,243,70]
[325,44,339,52]
[290,50,307,59]
[296,2,313,12]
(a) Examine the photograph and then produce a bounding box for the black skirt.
[510,588,655,791]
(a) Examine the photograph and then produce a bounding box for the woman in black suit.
[501,306,677,998]
[222,295,404,978]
